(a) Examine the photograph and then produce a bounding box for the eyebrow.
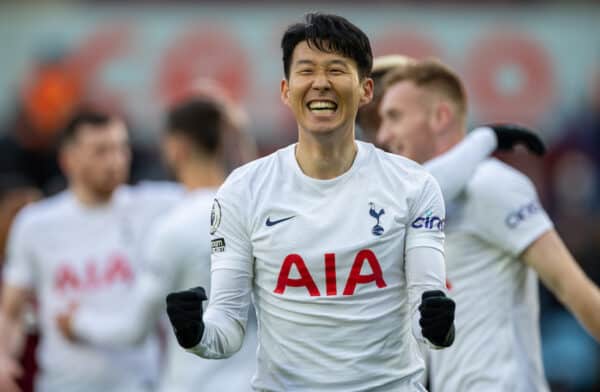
[327,60,349,67]
[293,59,350,68]
[294,60,315,67]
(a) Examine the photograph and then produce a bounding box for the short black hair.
[281,13,373,80]
[165,99,223,156]
[60,110,115,146]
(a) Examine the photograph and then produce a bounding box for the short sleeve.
[469,166,553,256]
[405,173,446,253]
[2,210,36,289]
[210,177,253,274]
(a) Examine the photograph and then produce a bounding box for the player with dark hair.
[166,13,455,391]
[0,109,181,392]
[55,98,257,392]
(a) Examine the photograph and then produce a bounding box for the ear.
[431,101,453,134]
[162,134,184,165]
[358,77,374,108]
[280,78,290,107]
[58,146,73,177]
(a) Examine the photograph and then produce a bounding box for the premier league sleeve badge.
[210,199,222,235]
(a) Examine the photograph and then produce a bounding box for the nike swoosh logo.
[265,216,295,227]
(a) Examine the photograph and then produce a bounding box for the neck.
[295,126,357,179]
[177,157,226,191]
[434,125,466,157]
[70,183,113,207]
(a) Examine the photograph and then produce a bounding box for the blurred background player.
[356,54,415,144]
[359,54,547,390]
[166,13,455,391]
[0,110,181,392]
[377,59,600,391]
[55,97,257,392]
[184,77,258,172]
[357,54,546,206]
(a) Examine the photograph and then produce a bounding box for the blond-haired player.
[378,59,600,391]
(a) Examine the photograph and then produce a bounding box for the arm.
[424,127,497,203]
[425,124,546,204]
[0,284,28,392]
[166,251,253,360]
[58,213,190,347]
[468,161,599,340]
[59,273,165,346]
[405,246,454,348]
[0,285,28,356]
[168,176,254,358]
[188,266,252,359]
[522,229,600,342]
[0,207,38,392]
[404,173,455,348]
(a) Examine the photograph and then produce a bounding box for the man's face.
[377,81,436,163]
[65,120,131,198]
[281,41,373,136]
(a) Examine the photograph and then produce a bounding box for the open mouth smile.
[306,100,338,113]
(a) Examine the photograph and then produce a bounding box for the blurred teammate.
[359,54,548,388]
[165,13,455,391]
[56,98,257,391]
[377,59,600,391]
[187,78,258,169]
[0,110,180,392]
[358,54,545,205]
[356,54,415,143]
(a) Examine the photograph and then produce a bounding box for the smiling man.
[165,13,456,391]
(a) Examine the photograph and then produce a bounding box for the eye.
[386,111,401,122]
[329,68,344,75]
[297,68,313,75]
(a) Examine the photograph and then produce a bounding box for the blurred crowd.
[0,21,599,392]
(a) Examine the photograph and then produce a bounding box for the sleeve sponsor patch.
[210,199,222,235]
[505,200,540,228]
[211,238,226,254]
[411,209,445,231]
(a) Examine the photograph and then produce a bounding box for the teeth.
[308,101,337,110]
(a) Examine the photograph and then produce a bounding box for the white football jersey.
[429,159,553,392]
[201,141,447,391]
[3,183,181,392]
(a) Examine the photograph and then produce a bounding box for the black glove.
[485,123,546,156]
[166,286,207,349]
[419,290,455,347]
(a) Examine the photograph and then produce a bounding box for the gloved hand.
[485,123,546,155]
[419,290,455,348]
[166,286,207,349]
